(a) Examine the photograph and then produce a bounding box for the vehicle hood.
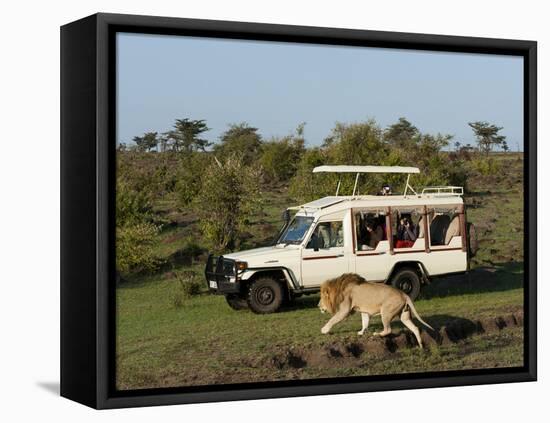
[223,245,300,266]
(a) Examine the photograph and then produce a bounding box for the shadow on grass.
[467,190,492,197]
[280,295,320,313]
[278,261,523,313]
[421,261,523,300]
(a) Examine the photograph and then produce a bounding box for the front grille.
[222,259,235,276]
[205,255,237,286]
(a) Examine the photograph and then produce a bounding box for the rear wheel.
[225,294,248,310]
[247,277,284,314]
[390,268,421,301]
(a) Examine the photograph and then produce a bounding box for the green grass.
[116,267,523,389]
[116,153,525,390]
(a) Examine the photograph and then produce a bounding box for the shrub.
[193,155,262,252]
[288,119,468,202]
[174,151,211,206]
[171,270,203,307]
[289,147,333,202]
[116,150,175,226]
[175,270,203,298]
[259,126,305,183]
[116,222,162,275]
[471,157,501,176]
[116,179,154,226]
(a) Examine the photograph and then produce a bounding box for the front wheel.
[390,268,421,301]
[225,294,248,310]
[247,277,284,314]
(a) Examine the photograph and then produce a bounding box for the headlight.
[236,261,248,271]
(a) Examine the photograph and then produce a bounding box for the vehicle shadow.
[280,295,320,312]
[421,261,523,300]
[280,261,523,312]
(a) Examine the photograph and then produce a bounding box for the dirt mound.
[269,311,523,370]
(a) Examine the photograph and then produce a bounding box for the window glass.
[278,216,314,244]
[306,221,344,249]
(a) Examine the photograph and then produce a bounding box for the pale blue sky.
[117,32,523,150]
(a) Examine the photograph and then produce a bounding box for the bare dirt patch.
[268,310,523,370]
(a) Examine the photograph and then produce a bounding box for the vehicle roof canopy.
[313,165,420,174]
[289,165,463,217]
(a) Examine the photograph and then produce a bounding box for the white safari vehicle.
[205,165,477,313]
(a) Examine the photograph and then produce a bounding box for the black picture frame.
[60,12,537,409]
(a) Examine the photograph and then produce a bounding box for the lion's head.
[318,273,366,314]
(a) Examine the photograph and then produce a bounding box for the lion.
[318,273,433,348]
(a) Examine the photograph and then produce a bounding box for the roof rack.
[421,186,464,196]
[312,165,420,196]
[313,165,420,174]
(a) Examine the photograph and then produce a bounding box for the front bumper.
[204,254,242,295]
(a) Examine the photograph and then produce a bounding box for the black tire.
[390,268,421,301]
[225,294,248,311]
[247,277,284,314]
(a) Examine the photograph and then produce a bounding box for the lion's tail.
[405,296,433,331]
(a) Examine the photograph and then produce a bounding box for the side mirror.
[312,236,320,252]
[282,209,291,223]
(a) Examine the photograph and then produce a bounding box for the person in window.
[330,221,344,247]
[307,223,331,249]
[363,219,384,250]
[378,184,392,196]
[396,216,417,248]
[318,223,332,248]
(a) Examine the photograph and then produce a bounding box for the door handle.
[337,253,345,257]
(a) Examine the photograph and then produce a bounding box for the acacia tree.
[132,132,159,152]
[383,117,419,148]
[163,118,211,152]
[468,121,506,156]
[214,123,262,165]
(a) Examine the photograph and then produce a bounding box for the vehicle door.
[301,219,349,287]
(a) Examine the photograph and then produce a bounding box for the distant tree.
[454,141,461,152]
[214,123,262,165]
[324,119,387,165]
[158,135,168,152]
[259,125,306,183]
[132,131,159,152]
[468,121,506,156]
[384,117,419,148]
[502,140,509,153]
[164,118,211,152]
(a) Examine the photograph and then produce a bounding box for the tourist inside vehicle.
[396,215,418,248]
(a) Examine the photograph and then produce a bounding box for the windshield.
[278,216,314,244]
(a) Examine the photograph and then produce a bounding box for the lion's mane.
[320,273,366,314]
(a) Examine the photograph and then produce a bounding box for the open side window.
[391,207,424,250]
[306,221,344,250]
[354,209,387,252]
[427,205,463,247]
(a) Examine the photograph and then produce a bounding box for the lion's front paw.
[321,326,330,334]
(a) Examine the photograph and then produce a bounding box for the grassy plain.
[116,153,524,390]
